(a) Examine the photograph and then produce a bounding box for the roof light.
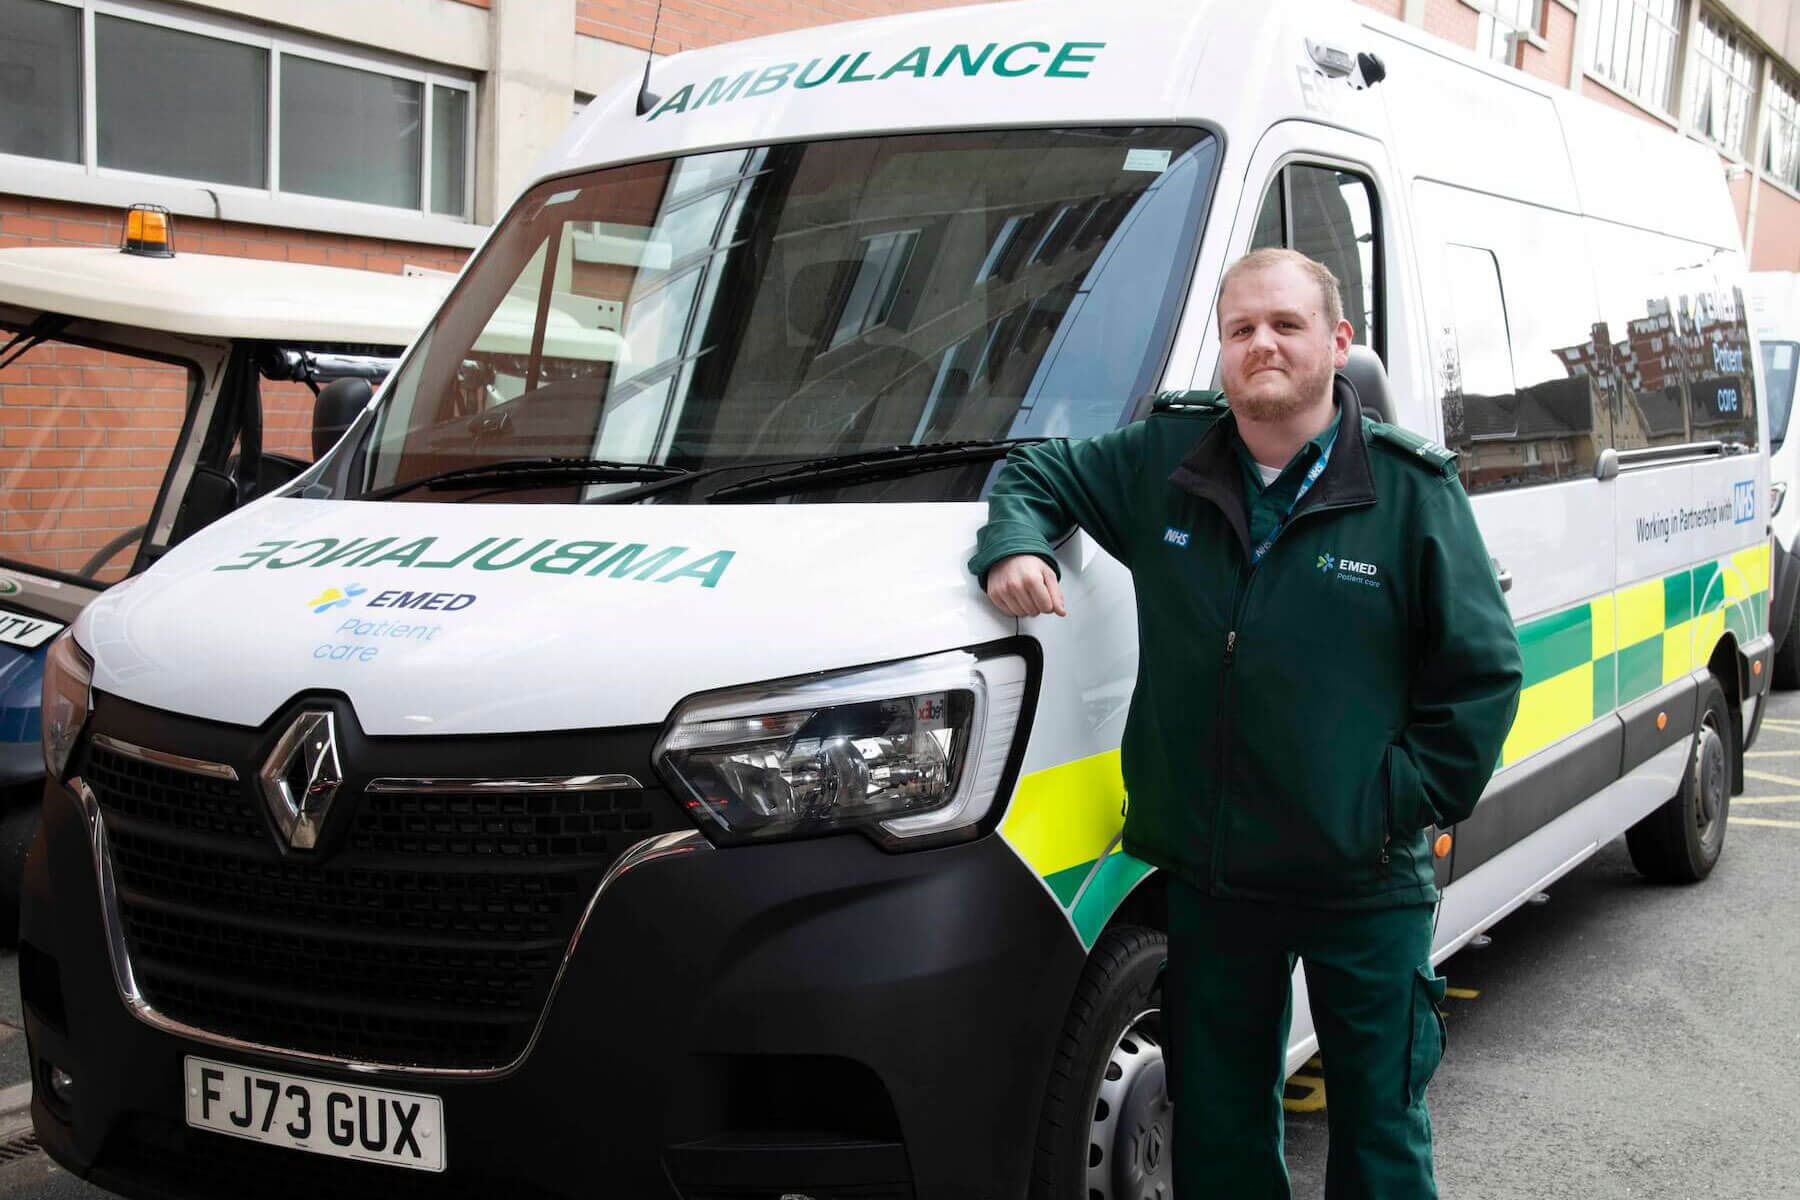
[120,204,175,258]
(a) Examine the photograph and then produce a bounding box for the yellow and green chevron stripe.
[1502,543,1769,765]
[999,749,1151,948]
[1001,542,1771,947]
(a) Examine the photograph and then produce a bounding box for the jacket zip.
[1207,495,1376,892]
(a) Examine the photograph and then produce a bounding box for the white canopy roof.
[0,247,455,346]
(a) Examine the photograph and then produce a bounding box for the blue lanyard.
[1248,433,1335,565]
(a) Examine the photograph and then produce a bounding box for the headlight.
[41,629,93,779]
[654,649,1030,847]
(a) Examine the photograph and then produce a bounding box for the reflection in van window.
[1585,221,1758,456]
[361,127,1218,503]
[1422,181,1625,493]
[1763,339,1797,451]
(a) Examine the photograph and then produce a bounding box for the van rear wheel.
[1626,676,1731,883]
[1031,924,1170,1200]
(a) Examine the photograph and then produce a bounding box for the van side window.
[1440,244,1516,405]
[1585,221,1759,455]
[1419,183,1612,494]
[1246,165,1381,353]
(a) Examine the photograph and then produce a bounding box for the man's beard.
[1231,358,1335,423]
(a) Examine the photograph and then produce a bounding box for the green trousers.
[1165,884,1446,1199]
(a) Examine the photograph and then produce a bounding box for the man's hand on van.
[985,554,1067,617]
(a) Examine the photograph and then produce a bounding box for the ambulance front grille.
[83,736,690,1071]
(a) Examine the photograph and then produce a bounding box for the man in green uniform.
[968,248,1522,1198]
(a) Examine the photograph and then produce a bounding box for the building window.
[0,0,475,222]
[1470,0,1539,66]
[1767,73,1800,191]
[0,0,81,163]
[1684,10,1760,157]
[97,16,268,188]
[1589,0,1684,114]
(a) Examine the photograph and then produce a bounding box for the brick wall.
[575,0,985,54]
[0,344,187,583]
[1423,0,1478,50]
[1580,76,1676,129]
[1353,0,1406,20]
[1518,2,1575,88]
[1751,179,1800,270]
[0,195,468,274]
[0,193,469,581]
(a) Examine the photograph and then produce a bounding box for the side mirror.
[313,377,372,461]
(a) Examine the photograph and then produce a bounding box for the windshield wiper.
[360,457,688,501]
[705,439,1051,502]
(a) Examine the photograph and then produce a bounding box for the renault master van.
[20,4,1772,1198]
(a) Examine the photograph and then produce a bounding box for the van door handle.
[1492,558,1513,593]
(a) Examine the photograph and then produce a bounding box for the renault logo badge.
[259,710,342,850]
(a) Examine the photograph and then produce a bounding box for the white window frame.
[1766,71,1800,194]
[1465,0,1541,67]
[1683,7,1761,159]
[1,0,481,245]
[1588,0,1686,118]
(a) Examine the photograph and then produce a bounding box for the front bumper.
[21,772,1083,1199]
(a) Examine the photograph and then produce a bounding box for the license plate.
[183,1056,445,1172]
[0,611,61,650]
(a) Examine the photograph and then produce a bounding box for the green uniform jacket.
[969,381,1523,908]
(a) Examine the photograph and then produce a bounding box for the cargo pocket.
[1406,964,1448,1107]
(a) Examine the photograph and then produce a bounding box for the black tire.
[0,801,39,947]
[1775,596,1800,689]
[1031,924,1171,1200]
[1627,676,1732,883]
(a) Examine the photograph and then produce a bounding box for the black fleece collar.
[1168,375,1379,558]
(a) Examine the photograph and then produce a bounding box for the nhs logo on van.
[1733,481,1756,524]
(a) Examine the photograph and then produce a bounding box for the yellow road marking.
[1733,816,1800,829]
[1734,795,1800,805]
[1759,719,1800,731]
[1748,749,1800,757]
[1282,1073,1326,1113]
[1444,987,1481,999]
[1743,768,1800,788]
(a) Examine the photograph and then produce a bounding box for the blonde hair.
[1218,248,1344,331]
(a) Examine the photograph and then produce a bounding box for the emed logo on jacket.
[1318,551,1381,588]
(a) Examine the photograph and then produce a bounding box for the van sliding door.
[1408,182,1620,907]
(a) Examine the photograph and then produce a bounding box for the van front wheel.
[1031,924,1170,1200]
[1626,676,1731,883]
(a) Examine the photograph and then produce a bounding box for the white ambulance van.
[1747,272,1800,681]
[22,3,1771,1198]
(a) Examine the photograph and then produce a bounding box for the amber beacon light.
[120,203,175,257]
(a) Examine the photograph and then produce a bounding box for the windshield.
[0,335,195,584]
[351,126,1217,503]
[1763,339,1798,452]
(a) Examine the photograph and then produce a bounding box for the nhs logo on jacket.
[1163,527,1191,547]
